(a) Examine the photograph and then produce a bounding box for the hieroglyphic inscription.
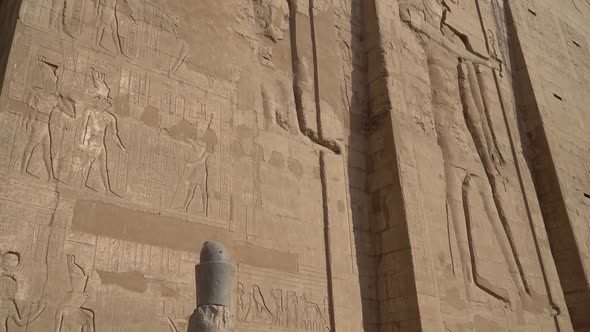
[92,236,198,283]
[237,264,330,332]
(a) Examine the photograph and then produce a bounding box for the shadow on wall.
[345,0,381,331]
[0,0,22,93]
[507,4,590,330]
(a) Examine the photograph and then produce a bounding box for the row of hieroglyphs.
[236,265,330,332]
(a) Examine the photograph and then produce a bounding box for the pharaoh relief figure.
[399,0,529,306]
[78,69,127,195]
[20,57,75,181]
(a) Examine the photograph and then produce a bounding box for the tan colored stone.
[0,0,587,330]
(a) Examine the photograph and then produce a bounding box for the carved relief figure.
[182,138,210,213]
[21,57,75,180]
[299,294,327,331]
[237,282,329,331]
[271,288,286,327]
[170,121,212,213]
[237,283,250,322]
[54,255,95,332]
[400,0,526,304]
[78,69,127,194]
[246,284,273,323]
[0,275,46,331]
[94,0,124,55]
[286,291,299,328]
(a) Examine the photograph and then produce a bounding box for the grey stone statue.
[188,241,235,332]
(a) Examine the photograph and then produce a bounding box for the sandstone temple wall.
[0,0,588,331]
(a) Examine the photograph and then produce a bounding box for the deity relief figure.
[0,275,46,331]
[78,69,127,195]
[20,58,75,180]
[54,255,95,332]
[399,0,527,305]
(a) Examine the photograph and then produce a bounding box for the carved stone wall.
[0,0,587,331]
[507,1,590,330]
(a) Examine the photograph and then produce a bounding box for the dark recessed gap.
[528,8,537,16]
[584,193,590,200]
[573,40,581,48]
[553,93,563,101]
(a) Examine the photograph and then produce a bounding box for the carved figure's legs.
[81,156,96,190]
[459,61,530,300]
[470,176,527,298]
[95,24,107,48]
[21,126,53,180]
[184,182,205,213]
[21,140,38,174]
[109,21,123,55]
[50,0,65,32]
[444,164,474,293]
[97,149,115,194]
[40,134,54,180]
[462,174,511,303]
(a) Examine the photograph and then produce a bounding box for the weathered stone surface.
[0,0,587,331]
